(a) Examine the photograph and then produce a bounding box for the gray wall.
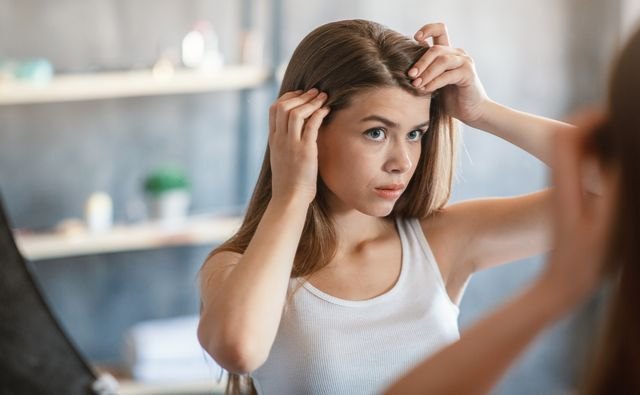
[0,0,624,394]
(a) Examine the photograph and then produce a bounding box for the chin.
[357,201,396,217]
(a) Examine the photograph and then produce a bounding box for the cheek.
[318,145,375,191]
[319,146,353,182]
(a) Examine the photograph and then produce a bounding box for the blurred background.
[1,0,638,394]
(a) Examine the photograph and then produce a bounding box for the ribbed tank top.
[251,217,460,395]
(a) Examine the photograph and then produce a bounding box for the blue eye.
[364,127,386,141]
[408,130,426,141]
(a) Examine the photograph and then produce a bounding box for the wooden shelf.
[0,65,270,105]
[14,215,242,261]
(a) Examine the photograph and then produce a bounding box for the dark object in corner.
[0,196,97,394]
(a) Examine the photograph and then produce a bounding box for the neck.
[329,208,395,255]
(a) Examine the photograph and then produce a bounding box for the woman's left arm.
[409,23,574,166]
[466,102,573,166]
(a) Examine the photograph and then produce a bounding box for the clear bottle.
[181,20,224,72]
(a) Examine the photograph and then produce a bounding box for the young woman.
[385,26,640,395]
[198,19,571,394]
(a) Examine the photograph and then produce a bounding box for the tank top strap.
[395,217,459,313]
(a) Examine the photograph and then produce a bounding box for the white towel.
[123,314,225,383]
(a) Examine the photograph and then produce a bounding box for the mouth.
[374,184,405,200]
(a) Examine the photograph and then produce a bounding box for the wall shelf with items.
[0,65,270,105]
[0,3,284,393]
[14,214,243,261]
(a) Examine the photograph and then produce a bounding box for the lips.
[376,184,405,191]
[374,184,405,200]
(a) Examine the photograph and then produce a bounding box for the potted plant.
[143,167,191,226]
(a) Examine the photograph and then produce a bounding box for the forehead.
[333,86,431,126]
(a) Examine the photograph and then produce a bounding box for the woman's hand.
[409,23,490,126]
[537,112,617,312]
[269,89,330,206]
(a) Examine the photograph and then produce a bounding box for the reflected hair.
[581,27,640,395]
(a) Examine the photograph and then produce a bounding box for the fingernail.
[408,68,418,77]
[308,88,319,95]
[415,31,423,40]
[412,77,422,87]
[318,92,327,99]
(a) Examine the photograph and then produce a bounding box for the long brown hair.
[210,19,456,276]
[581,27,640,394]
[205,19,458,394]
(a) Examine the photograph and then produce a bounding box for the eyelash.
[363,127,427,142]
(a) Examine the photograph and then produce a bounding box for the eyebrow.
[360,115,430,129]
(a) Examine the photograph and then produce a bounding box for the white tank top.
[251,217,460,395]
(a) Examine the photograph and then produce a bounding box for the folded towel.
[123,315,225,383]
[131,358,225,383]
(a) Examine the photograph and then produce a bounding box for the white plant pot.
[149,190,190,226]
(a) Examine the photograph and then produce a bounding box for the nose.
[383,142,413,174]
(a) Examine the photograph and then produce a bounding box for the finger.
[408,45,453,78]
[279,90,303,100]
[275,89,320,138]
[408,46,467,79]
[269,104,275,137]
[414,54,466,88]
[288,92,328,141]
[270,90,303,135]
[414,23,450,46]
[421,68,469,93]
[278,89,317,113]
[302,107,331,143]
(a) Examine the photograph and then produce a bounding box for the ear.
[581,154,605,197]
[559,108,608,198]
[579,150,620,250]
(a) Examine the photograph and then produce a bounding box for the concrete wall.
[0,0,625,393]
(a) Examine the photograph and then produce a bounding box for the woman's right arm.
[197,89,329,373]
[198,198,310,373]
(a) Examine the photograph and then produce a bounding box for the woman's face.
[317,86,431,217]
